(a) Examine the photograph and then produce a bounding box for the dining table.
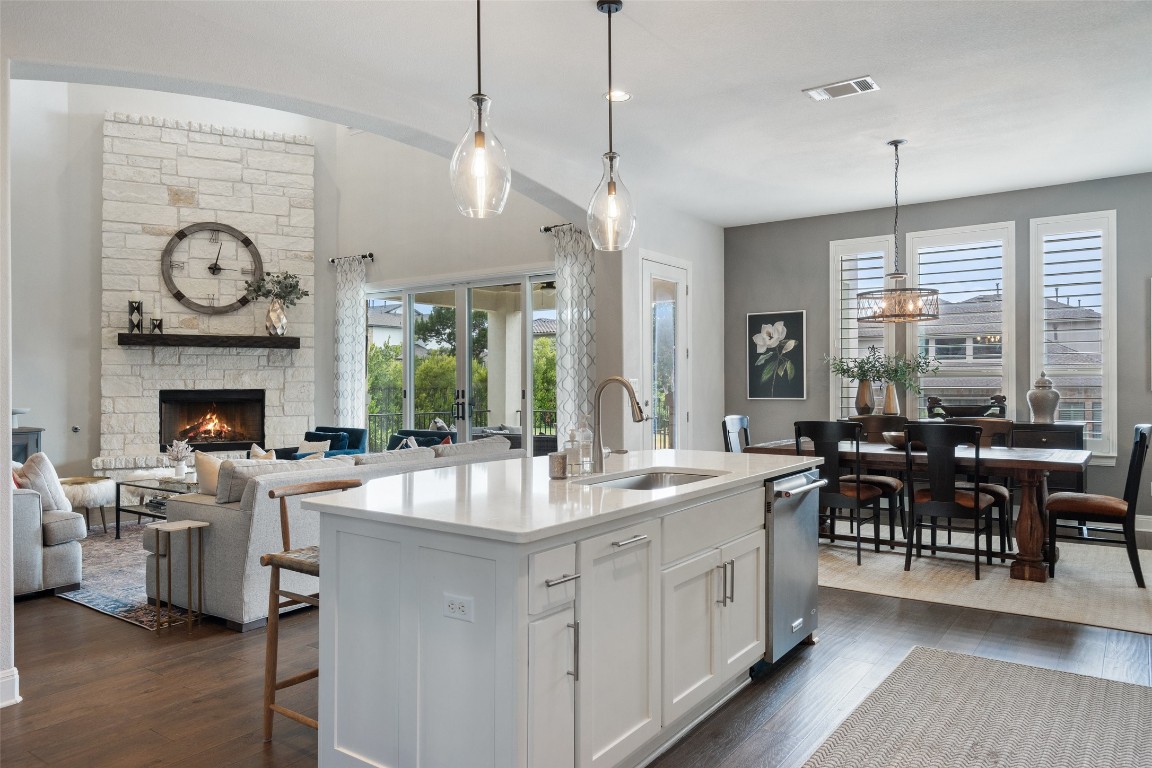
[746,439,1093,582]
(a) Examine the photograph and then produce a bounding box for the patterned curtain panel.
[553,226,597,435]
[333,257,367,427]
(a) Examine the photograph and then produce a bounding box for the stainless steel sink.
[576,471,720,491]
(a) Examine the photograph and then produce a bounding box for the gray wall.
[725,172,1152,514]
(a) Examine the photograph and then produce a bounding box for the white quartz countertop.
[303,449,821,543]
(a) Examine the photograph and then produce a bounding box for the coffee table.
[115,477,199,539]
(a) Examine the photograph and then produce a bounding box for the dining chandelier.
[856,139,940,323]
[586,0,636,252]
[449,0,511,218]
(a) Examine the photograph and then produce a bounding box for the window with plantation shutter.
[905,223,1016,418]
[828,236,893,418]
[1030,212,1116,457]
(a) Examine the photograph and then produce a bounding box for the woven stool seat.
[260,546,319,577]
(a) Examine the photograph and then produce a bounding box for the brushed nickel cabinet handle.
[567,621,580,681]
[611,534,649,548]
[545,573,581,588]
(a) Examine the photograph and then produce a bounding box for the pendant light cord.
[892,141,901,272]
[476,0,483,95]
[607,7,614,154]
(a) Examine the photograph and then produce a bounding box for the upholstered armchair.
[12,484,87,596]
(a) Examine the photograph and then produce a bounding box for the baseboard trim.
[1,666,21,708]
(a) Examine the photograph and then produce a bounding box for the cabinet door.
[719,530,766,675]
[528,607,576,768]
[576,519,661,768]
[661,549,722,724]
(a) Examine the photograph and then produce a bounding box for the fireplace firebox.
[159,389,265,452]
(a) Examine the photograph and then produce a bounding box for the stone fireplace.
[159,389,265,452]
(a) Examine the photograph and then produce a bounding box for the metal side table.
[149,519,209,633]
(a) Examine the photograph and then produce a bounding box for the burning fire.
[178,408,235,442]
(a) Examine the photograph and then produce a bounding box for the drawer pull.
[567,621,580,681]
[545,572,581,588]
[611,534,649,548]
[716,563,729,605]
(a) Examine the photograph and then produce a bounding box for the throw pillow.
[300,451,327,460]
[306,430,349,451]
[440,435,453,445]
[431,435,512,459]
[194,451,224,495]
[13,452,72,512]
[298,439,331,454]
[250,444,277,460]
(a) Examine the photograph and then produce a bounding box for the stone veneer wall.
[99,112,315,462]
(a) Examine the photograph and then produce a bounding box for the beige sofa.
[143,440,523,630]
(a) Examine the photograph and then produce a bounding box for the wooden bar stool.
[261,478,363,742]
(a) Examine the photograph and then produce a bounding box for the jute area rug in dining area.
[802,646,1152,768]
[818,536,1152,635]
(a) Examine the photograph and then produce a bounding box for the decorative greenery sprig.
[826,346,939,393]
[826,346,885,382]
[244,272,310,307]
[878,352,940,394]
[166,439,192,463]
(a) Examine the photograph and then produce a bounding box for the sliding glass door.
[366,275,557,454]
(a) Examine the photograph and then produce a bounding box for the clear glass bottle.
[565,429,581,476]
[576,415,594,475]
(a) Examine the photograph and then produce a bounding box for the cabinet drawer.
[662,486,764,565]
[529,543,578,615]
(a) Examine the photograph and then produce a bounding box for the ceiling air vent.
[803,76,880,102]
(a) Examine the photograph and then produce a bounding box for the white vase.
[1027,371,1060,423]
[266,298,288,336]
[172,461,187,480]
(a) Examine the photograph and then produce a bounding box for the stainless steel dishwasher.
[762,469,825,666]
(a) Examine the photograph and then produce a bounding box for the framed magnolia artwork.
[747,310,806,400]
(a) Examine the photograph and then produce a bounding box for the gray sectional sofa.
[143,439,523,630]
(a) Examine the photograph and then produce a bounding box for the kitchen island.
[304,449,820,768]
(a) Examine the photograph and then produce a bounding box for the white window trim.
[1029,210,1117,461]
[904,221,1016,418]
[828,236,895,418]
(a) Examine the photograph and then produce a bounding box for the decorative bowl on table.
[882,432,925,450]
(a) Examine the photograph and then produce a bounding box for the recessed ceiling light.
[604,90,632,102]
[803,76,880,102]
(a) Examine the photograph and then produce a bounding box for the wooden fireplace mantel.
[117,333,300,349]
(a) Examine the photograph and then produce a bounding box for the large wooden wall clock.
[161,222,265,315]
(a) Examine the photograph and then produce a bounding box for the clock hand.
[208,243,223,274]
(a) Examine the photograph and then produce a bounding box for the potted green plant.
[827,346,885,414]
[244,272,310,336]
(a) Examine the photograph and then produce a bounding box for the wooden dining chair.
[845,414,908,544]
[1046,424,1150,588]
[795,421,883,565]
[903,422,996,579]
[722,415,751,453]
[262,478,364,741]
[948,417,1014,557]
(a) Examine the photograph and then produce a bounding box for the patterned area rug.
[57,521,182,630]
[803,646,1152,768]
[819,534,1152,635]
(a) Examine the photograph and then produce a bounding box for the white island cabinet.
[305,449,819,768]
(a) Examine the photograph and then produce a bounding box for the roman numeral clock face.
[160,222,265,314]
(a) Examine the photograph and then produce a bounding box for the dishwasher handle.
[774,479,827,499]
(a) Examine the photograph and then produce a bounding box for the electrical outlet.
[443,593,475,623]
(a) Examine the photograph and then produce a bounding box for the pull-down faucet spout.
[591,376,647,474]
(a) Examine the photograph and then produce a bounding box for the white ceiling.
[3,0,1151,228]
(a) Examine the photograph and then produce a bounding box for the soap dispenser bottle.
[576,415,594,475]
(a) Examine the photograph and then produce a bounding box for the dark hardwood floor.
[2,587,1149,768]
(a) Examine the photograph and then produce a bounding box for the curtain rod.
[329,252,375,264]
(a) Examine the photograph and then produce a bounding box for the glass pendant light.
[857,140,940,323]
[449,0,511,218]
[587,0,636,251]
